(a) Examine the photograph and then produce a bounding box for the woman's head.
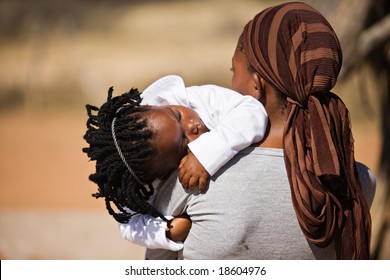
[238,1,342,107]
[83,87,207,222]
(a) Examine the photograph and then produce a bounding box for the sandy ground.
[0,0,388,260]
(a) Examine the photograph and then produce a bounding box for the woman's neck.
[256,96,287,149]
[256,119,284,148]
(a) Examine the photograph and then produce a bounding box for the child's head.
[142,104,208,180]
[83,87,207,222]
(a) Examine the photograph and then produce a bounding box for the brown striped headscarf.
[241,2,371,259]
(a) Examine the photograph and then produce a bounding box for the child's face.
[143,105,209,181]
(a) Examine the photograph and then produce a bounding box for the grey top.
[145,147,376,260]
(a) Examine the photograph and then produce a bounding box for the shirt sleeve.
[140,75,190,106]
[187,85,268,176]
[118,214,184,251]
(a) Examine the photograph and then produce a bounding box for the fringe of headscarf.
[242,2,371,259]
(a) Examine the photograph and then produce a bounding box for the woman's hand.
[166,213,192,242]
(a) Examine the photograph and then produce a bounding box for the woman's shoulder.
[355,162,376,208]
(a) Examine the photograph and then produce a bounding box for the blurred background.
[0,0,389,259]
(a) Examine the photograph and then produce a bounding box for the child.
[83,75,267,251]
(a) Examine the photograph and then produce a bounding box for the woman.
[232,1,372,259]
[146,1,375,260]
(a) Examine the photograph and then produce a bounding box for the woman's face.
[231,47,260,100]
[144,105,209,180]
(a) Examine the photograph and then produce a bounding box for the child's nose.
[185,121,201,142]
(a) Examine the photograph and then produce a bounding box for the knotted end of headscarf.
[241,1,371,259]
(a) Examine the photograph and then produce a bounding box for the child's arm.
[185,84,267,178]
[119,214,191,250]
[166,213,192,242]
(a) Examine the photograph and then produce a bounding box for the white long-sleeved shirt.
[119,75,268,250]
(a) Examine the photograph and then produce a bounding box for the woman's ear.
[252,72,260,91]
[252,72,266,99]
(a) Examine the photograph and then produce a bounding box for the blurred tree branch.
[358,14,390,60]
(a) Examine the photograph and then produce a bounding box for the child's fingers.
[178,166,186,182]
[187,176,198,191]
[180,172,191,190]
[198,177,207,193]
[179,155,188,169]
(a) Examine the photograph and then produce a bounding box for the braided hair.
[83,87,166,223]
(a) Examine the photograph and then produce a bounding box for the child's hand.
[179,151,209,192]
[166,213,192,242]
